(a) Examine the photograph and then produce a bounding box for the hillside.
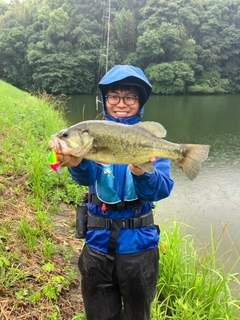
[0,80,85,319]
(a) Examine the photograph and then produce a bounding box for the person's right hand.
[48,140,82,168]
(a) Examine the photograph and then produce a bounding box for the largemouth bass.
[51,120,210,180]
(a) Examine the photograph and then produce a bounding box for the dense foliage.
[0,0,240,95]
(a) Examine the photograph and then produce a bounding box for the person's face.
[105,88,140,118]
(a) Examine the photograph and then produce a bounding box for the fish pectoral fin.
[134,121,167,138]
[135,162,155,173]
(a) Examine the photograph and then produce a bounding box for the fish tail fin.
[176,144,210,180]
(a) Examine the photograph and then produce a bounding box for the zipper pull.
[101,203,107,212]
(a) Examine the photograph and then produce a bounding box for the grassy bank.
[0,81,85,319]
[0,80,239,319]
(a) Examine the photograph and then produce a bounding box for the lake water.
[64,94,240,279]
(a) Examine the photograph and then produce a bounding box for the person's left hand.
[128,157,156,176]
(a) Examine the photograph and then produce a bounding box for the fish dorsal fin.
[134,121,167,138]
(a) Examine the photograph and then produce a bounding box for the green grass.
[0,80,239,319]
[0,80,85,318]
[151,221,240,319]
[0,81,83,206]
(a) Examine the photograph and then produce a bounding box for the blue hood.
[99,65,152,124]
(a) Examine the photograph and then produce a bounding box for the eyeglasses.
[105,94,138,106]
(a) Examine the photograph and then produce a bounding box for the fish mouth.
[51,135,84,157]
[51,135,69,153]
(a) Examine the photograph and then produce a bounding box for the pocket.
[75,205,88,239]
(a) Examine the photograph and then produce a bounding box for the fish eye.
[62,131,68,138]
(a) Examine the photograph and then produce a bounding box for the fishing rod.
[96,0,111,110]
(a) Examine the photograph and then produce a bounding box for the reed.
[151,220,240,319]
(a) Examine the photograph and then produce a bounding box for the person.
[50,65,174,320]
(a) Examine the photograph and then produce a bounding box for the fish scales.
[78,121,168,164]
[75,121,158,163]
[52,120,210,180]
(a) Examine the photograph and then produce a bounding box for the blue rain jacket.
[69,65,174,254]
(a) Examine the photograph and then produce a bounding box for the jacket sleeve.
[68,159,99,186]
[132,158,174,201]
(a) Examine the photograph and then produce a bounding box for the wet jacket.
[69,65,174,254]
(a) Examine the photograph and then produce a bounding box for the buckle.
[128,218,134,228]
[105,219,112,229]
[120,218,135,228]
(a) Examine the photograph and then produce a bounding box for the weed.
[42,237,57,260]
[72,312,87,320]
[17,219,41,252]
[65,266,77,283]
[151,220,240,319]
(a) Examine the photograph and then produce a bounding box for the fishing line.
[95,162,115,178]
[96,2,106,110]
[96,0,111,111]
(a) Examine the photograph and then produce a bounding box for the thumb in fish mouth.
[49,135,70,154]
[48,135,61,151]
[48,139,67,156]
[48,140,55,149]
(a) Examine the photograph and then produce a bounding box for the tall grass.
[0,80,83,207]
[0,80,85,319]
[151,221,240,319]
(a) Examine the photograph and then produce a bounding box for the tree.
[1,0,240,94]
[113,9,136,54]
[0,9,30,88]
[145,61,195,94]
[0,0,8,16]
[28,52,95,93]
[188,70,229,94]
[136,22,194,67]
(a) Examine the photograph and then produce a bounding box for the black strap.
[106,220,120,277]
[87,211,153,279]
[87,210,153,230]
[88,190,148,211]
